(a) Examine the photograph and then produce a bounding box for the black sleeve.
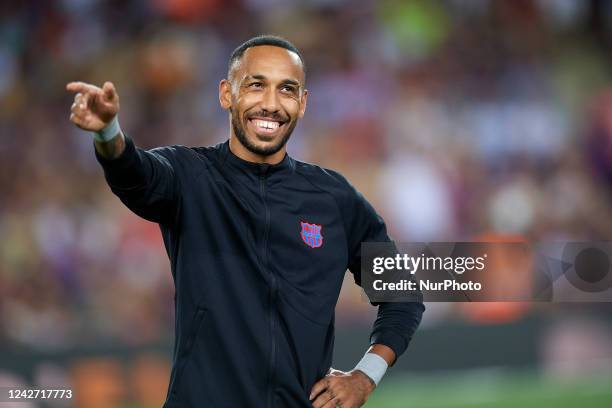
[95,134,180,225]
[344,183,425,363]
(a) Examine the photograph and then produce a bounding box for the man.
[66,36,424,408]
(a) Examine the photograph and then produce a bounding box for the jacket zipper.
[261,170,278,408]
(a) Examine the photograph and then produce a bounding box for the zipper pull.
[259,163,270,177]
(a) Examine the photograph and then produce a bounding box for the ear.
[219,79,232,110]
[298,89,308,118]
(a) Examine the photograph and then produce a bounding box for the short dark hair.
[228,35,306,77]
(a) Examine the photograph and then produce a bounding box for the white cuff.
[93,115,121,142]
[354,353,388,386]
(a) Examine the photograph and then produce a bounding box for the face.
[219,45,308,157]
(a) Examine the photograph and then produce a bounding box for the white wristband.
[354,353,388,386]
[92,115,121,142]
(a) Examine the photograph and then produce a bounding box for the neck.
[229,136,286,165]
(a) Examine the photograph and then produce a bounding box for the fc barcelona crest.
[300,221,323,249]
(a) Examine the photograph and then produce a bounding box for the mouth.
[247,117,287,139]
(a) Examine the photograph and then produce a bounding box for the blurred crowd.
[2,0,612,355]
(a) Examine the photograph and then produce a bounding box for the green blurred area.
[367,372,612,408]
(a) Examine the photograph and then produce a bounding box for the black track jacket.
[95,135,425,408]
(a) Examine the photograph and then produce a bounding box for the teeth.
[253,119,279,130]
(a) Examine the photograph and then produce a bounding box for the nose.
[261,86,280,113]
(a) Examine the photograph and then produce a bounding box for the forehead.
[234,45,304,83]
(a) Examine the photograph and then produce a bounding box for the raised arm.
[66,81,180,225]
[66,81,125,159]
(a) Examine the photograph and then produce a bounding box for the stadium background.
[1,0,612,406]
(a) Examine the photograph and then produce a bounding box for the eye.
[280,85,297,94]
[248,82,263,89]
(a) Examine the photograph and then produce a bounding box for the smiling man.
[226,45,302,160]
[66,36,424,408]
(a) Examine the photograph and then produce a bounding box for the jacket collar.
[221,140,294,176]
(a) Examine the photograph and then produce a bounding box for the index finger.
[66,81,101,95]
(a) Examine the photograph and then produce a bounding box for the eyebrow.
[245,74,301,87]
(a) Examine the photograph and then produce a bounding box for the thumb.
[102,81,117,102]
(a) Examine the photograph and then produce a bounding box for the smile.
[248,117,286,136]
